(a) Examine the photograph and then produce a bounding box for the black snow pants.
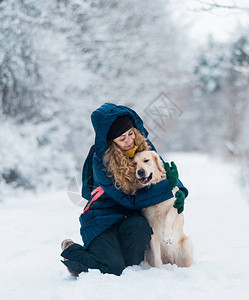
[61,215,153,276]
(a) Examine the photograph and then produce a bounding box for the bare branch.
[194,0,249,14]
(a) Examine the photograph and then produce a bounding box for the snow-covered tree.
[191,34,249,154]
[0,0,45,122]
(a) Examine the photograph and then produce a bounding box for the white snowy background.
[1,0,249,299]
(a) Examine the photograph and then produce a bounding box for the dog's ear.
[151,151,165,173]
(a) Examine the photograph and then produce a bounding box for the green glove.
[173,190,185,214]
[164,161,179,190]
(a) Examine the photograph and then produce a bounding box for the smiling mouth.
[126,144,133,149]
[138,173,153,184]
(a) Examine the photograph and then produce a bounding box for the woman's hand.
[173,190,186,214]
[164,161,179,190]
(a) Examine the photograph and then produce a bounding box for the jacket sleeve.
[146,139,189,197]
[93,156,174,210]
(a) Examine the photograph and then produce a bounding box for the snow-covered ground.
[1,152,249,300]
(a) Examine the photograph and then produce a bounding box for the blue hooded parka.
[79,103,188,249]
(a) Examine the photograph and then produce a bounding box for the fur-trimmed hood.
[91,103,149,161]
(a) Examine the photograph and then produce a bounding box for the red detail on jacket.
[83,186,105,213]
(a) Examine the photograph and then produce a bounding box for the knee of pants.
[120,215,153,244]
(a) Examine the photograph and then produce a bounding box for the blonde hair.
[103,127,151,195]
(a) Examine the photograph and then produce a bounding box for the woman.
[61,102,188,276]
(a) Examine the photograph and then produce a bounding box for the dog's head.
[133,151,166,187]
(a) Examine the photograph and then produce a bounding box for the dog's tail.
[175,236,194,267]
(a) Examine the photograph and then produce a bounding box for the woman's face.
[113,128,135,151]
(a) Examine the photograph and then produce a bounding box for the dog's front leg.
[150,232,163,268]
[163,206,178,245]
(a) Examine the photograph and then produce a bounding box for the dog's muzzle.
[137,172,153,185]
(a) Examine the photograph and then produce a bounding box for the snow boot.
[61,239,80,277]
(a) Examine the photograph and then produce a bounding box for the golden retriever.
[133,151,193,268]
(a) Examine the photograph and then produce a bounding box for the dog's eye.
[144,159,150,163]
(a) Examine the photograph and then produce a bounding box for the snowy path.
[1,153,249,300]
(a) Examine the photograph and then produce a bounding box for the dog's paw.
[163,237,173,245]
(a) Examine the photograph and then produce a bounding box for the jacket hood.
[91,103,149,162]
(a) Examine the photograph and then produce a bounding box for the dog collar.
[124,145,138,158]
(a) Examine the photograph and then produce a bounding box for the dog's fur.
[133,151,193,268]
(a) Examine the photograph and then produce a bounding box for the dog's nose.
[137,169,145,177]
